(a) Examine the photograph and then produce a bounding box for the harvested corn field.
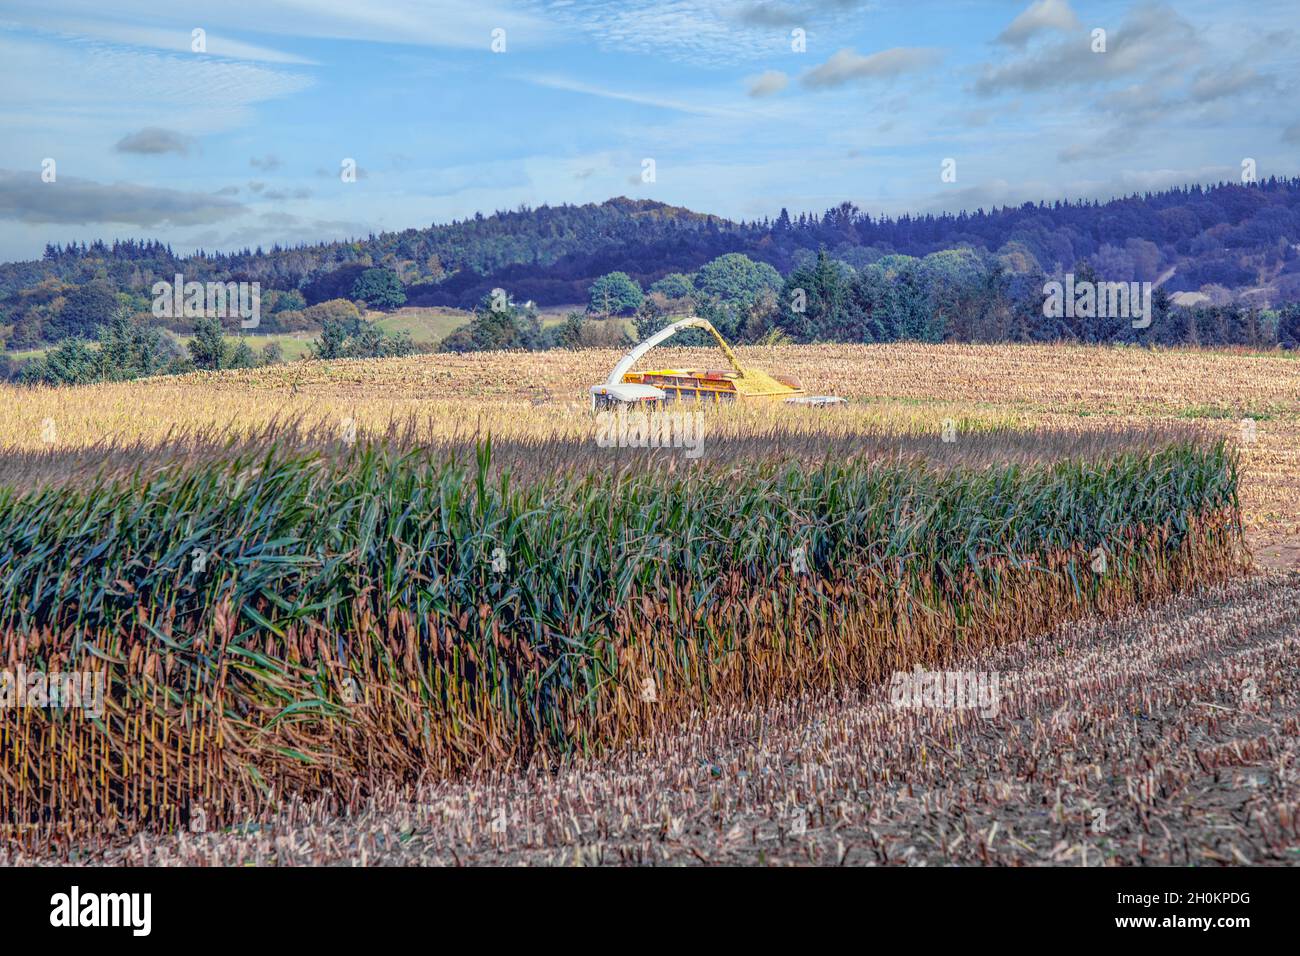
[0,342,1295,867]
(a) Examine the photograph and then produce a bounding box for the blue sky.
[1,0,1297,262]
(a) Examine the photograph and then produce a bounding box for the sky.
[0,0,1297,262]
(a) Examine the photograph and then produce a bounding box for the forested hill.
[6,177,1300,318]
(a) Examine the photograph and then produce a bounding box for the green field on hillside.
[6,304,613,368]
[369,306,472,345]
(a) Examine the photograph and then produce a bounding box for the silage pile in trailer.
[0,437,1244,840]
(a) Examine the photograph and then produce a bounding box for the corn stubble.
[44,574,1294,868]
[0,422,1245,847]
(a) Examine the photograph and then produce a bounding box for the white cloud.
[748,70,789,98]
[33,18,318,64]
[975,2,1199,96]
[0,33,313,135]
[523,0,871,65]
[3,0,552,53]
[0,169,244,225]
[996,0,1081,48]
[802,47,943,89]
[115,128,196,155]
[1189,64,1269,103]
[521,74,752,118]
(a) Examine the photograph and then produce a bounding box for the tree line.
[6,179,1300,384]
[445,249,1300,354]
[5,177,1300,319]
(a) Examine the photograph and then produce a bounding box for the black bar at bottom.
[0,865,1280,944]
